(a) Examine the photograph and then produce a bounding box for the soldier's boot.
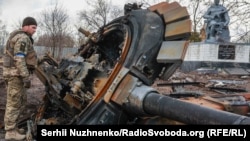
[5,129,26,141]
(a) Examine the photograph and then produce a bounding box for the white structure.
[185,42,250,62]
[181,42,250,72]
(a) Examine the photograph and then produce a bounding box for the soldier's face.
[23,25,37,36]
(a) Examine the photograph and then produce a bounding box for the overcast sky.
[0,0,131,32]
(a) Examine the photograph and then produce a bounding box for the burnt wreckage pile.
[20,2,250,136]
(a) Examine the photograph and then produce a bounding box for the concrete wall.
[34,46,78,59]
[181,42,250,72]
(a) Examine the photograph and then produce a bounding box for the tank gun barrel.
[119,80,250,125]
[78,27,91,37]
[142,92,250,125]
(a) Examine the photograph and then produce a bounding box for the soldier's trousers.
[4,76,27,131]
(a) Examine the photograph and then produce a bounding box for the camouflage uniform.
[3,29,36,131]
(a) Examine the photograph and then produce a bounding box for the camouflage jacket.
[3,29,37,78]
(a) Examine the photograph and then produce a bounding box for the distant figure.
[203,0,230,42]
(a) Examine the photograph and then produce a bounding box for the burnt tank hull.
[32,1,250,127]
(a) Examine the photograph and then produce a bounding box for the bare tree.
[78,0,123,32]
[38,1,74,59]
[223,1,250,42]
[10,19,22,30]
[0,20,8,54]
[110,5,124,20]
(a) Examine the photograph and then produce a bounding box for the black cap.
[22,17,37,27]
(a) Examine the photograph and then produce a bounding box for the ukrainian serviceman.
[2,17,38,141]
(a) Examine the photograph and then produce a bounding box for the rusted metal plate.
[104,67,129,103]
[63,93,82,110]
[181,96,250,116]
[165,19,192,40]
[148,2,180,15]
[163,6,189,24]
[111,74,138,105]
[242,93,250,100]
[148,2,168,12]
[93,77,109,94]
[45,117,60,125]
[157,41,189,63]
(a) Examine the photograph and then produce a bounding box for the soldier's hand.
[23,77,31,88]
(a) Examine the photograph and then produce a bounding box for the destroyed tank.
[27,1,250,132]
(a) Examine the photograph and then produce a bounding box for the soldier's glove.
[23,77,31,88]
